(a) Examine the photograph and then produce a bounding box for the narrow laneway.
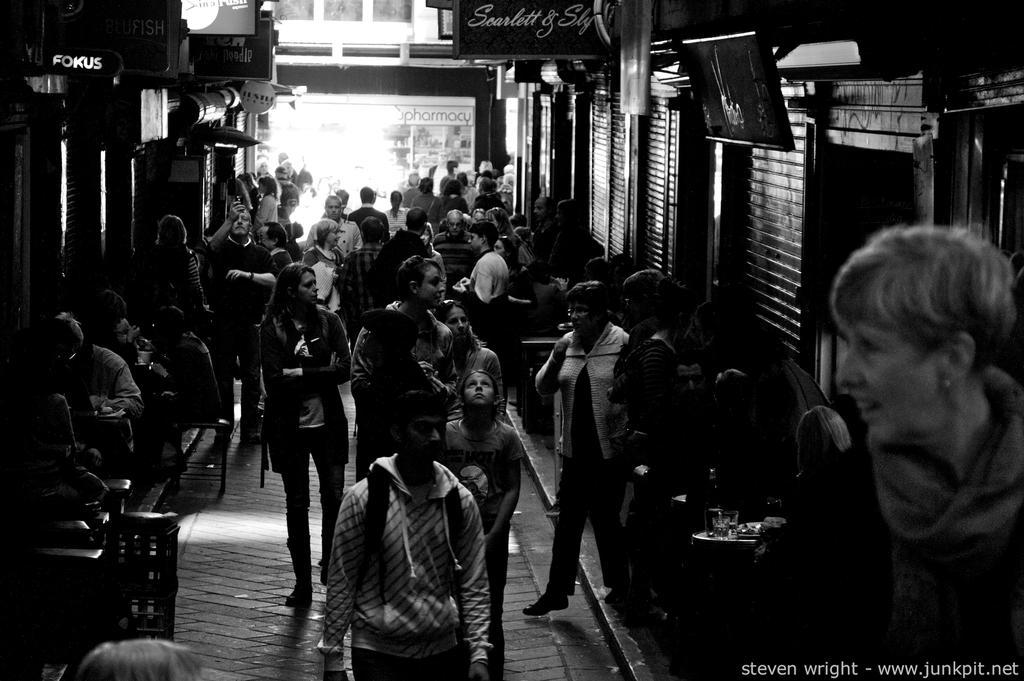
[159,387,624,680]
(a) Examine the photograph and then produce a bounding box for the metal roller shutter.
[591,82,610,249]
[609,92,627,256]
[742,87,807,354]
[234,111,248,177]
[640,98,678,274]
[225,110,248,178]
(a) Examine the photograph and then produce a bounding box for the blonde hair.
[75,640,203,681]
[830,225,1015,368]
[796,406,852,476]
[311,218,340,249]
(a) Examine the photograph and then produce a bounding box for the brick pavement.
[157,385,624,681]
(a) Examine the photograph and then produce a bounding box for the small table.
[691,531,762,549]
[686,528,765,674]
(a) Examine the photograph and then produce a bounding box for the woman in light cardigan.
[523,281,630,616]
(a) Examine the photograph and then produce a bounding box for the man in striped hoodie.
[320,390,491,681]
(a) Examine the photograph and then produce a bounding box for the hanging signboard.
[191,16,274,80]
[240,80,276,113]
[183,0,258,36]
[680,31,795,151]
[454,0,605,59]
[61,0,183,76]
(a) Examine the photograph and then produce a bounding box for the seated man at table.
[151,305,221,423]
[135,305,222,473]
[1,323,108,524]
[55,312,144,476]
[56,312,144,419]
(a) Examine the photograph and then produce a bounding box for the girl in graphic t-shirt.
[439,370,523,681]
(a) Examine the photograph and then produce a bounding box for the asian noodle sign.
[454,1,604,59]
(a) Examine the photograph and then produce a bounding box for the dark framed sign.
[454,1,605,59]
[183,0,258,36]
[62,0,183,76]
[191,16,273,79]
[680,31,795,151]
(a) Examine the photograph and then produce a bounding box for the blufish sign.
[46,49,124,77]
[454,1,604,59]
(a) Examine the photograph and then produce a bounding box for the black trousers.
[212,318,261,435]
[484,521,510,681]
[352,645,465,681]
[546,454,628,596]
[278,427,346,584]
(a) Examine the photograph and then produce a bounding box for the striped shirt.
[385,208,408,236]
[319,458,490,671]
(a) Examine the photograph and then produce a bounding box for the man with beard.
[206,201,276,443]
[319,390,491,681]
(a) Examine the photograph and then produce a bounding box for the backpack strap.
[357,467,391,602]
[356,467,466,604]
[444,486,463,553]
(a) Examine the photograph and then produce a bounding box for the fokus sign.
[454,1,604,59]
[47,49,124,77]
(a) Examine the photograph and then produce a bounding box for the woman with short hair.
[261,263,350,606]
[301,219,343,311]
[524,281,630,615]
[830,225,1024,660]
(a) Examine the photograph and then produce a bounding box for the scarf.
[873,367,1024,578]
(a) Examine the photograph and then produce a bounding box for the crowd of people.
[5,143,1024,678]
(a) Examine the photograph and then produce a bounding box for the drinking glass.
[705,507,724,536]
[722,510,739,538]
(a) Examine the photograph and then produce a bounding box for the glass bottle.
[704,467,723,535]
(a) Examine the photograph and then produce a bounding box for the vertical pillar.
[530,90,543,204]
[675,98,712,296]
[30,97,66,319]
[104,143,134,291]
[573,88,591,217]
[64,81,105,310]
[551,89,573,202]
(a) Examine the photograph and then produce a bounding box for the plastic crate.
[116,513,179,591]
[126,590,177,639]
